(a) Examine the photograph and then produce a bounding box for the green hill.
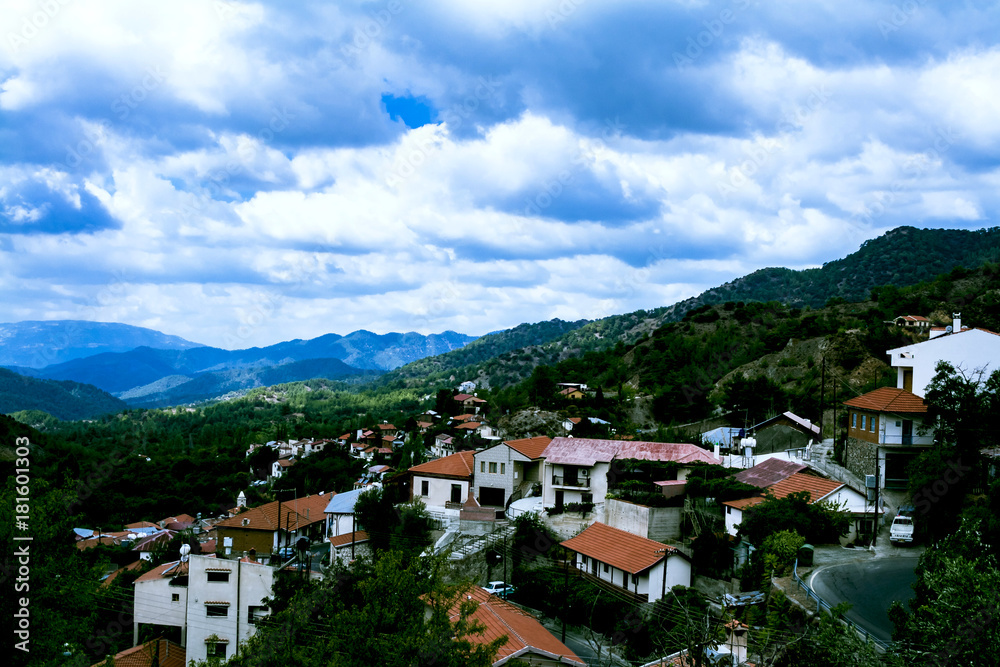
[0,368,128,420]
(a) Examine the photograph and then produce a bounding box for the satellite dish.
[180,543,192,562]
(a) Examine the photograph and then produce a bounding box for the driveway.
[809,557,919,643]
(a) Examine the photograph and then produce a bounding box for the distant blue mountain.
[0,322,477,409]
[0,320,204,368]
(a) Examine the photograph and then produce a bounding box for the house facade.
[409,450,475,508]
[842,387,931,490]
[214,494,329,559]
[540,438,720,511]
[561,522,691,603]
[473,436,551,508]
[887,317,1000,396]
[133,554,274,663]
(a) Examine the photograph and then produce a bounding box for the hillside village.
[50,305,1000,667]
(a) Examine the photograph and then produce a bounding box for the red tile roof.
[90,638,186,667]
[409,450,475,479]
[561,522,678,574]
[542,438,720,467]
[722,472,844,510]
[455,421,482,430]
[454,394,486,402]
[135,560,189,583]
[504,436,552,460]
[450,587,584,665]
[215,494,330,532]
[842,387,927,413]
[330,531,369,548]
[125,521,158,530]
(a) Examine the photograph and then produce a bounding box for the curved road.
[809,558,919,643]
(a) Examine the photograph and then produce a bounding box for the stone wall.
[844,437,877,480]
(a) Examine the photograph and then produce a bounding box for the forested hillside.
[0,368,128,420]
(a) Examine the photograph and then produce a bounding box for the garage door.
[479,487,506,507]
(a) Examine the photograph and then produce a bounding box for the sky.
[1,0,998,349]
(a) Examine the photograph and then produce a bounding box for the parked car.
[482,581,515,599]
[890,506,916,545]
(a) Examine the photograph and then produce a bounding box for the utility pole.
[561,556,570,643]
[873,449,880,548]
[819,357,825,439]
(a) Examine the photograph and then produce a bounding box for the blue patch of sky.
[381,93,436,129]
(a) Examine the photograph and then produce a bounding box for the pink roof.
[541,438,720,467]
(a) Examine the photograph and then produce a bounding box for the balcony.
[551,475,590,489]
[880,433,934,447]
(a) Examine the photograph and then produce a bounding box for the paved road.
[809,558,919,643]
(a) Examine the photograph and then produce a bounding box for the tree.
[737,491,850,548]
[353,486,433,559]
[218,551,503,667]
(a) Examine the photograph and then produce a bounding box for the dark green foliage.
[0,368,127,420]
[353,486,433,558]
[737,491,851,547]
[718,374,789,423]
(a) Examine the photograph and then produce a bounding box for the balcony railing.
[551,475,590,489]
[880,433,934,446]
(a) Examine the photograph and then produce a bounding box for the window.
[726,506,731,515]
[421,480,429,496]
[481,461,485,473]
[603,563,609,573]
[207,571,230,583]
[206,605,229,617]
[852,413,857,428]
[171,593,180,602]
[489,462,497,474]
[622,571,629,588]
[860,415,866,430]
[206,643,227,659]
[248,606,268,625]
[582,493,593,504]
[500,463,505,475]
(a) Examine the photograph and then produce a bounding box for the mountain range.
[2,225,998,417]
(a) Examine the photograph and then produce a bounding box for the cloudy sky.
[1,0,997,348]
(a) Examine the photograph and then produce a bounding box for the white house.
[561,522,691,603]
[540,438,720,511]
[888,315,1000,397]
[409,450,475,509]
[324,487,365,538]
[133,554,274,663]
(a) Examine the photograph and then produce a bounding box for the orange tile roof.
[215,494,330,532]
[455,422,482,430]
[409,450,475,479]
[842,387,927,413]
[135,560,188,583]
[90,638,186,667]
[722,472,843,510]
[330,531,369,548]
[561,522,678,575]
[505,436,552,460]
[102,560,145,588]
[450,587,584,665]
[125,521,158,530]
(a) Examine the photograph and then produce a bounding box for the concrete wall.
[134,576,187,629]
[474,444,525,504]
[413,475,469,508]
[604,499,683,542]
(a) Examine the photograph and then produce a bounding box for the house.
[433,434,456,458]
[747,411,820,455]
[445,586,585,666]
[271,458,295,480]
[409,450,476,508]
[842,387,932,490]
[324,487,366,538]
[561,522,691,603]
[473,436,552,508]
[133,554,274,663]
[721,471,877,544]
[132,529,176,561]
[558,387,586,400]
[90,637,186,667]
[329,531,371,566]
[540,438,720,512]
[887,315,1000,396]
[893,314,931,330]
[214,494,330,559]
[454,393,487,414]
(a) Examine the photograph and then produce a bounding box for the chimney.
[713,443,720,460]
[953,312,962,331]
